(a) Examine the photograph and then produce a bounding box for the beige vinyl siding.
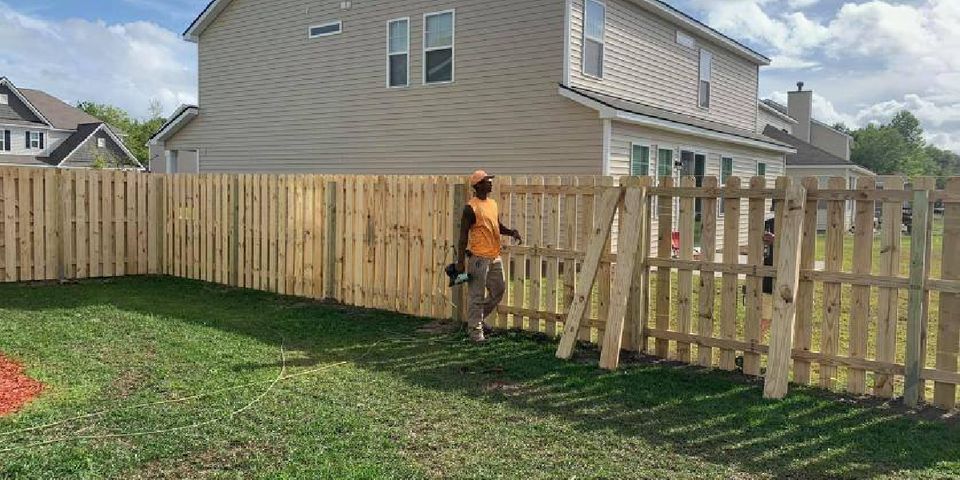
[168,0,603,175]
[569,0,760,132]
[810,122,851,161]
[609,120,784,250]
[757,107,794,134]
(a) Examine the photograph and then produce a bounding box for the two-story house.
[0,77,142,169]
[150,0,793,185]
[757,82,875,229]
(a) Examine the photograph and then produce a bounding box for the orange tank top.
[467,197,501,259]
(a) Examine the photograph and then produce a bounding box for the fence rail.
[1,167,959,407]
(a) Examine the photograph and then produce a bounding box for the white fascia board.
[183,0,233,43]
[0,78,55,128]
[147,106,199,146]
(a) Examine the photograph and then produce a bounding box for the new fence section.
[2,166,960,406]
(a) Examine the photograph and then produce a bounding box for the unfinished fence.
[1,166,959,406]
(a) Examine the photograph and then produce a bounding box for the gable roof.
[183,0,771,64]
[46,122,142,168]
[561,85,794,153]
[762,125,857,168]
[19,88,102,130]
[761,99,851,139]
[0,77,54,127]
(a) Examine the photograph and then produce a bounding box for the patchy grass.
[1,277,960,479]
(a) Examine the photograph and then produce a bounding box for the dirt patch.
[483,380,521,394]
[110,369,147,398]
[0,353,44,417]
[131,441,281,479]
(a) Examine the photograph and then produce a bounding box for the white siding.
[0,126,70,158]
[609,120,785,250]
[569,0,760,132]
[757,107,793,134]
[168,0,604,175]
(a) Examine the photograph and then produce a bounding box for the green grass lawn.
[2,278,960,479]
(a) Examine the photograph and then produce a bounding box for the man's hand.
[763,232,775,245]
[510,229,523,244]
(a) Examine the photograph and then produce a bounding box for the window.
[582,0,605,78]
[0,129,7,151]
[309,21,342,38]
[721,157,733,184]
[424,11,454,84]
[28,131,41,149]
[97,137,106,148]
[657,148,674,179]
[387,18,410,88]
[757,162,767,176]
[699,49,712,109]
[0,94,7,105]
[630,144,650,176]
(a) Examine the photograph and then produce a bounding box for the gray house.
[0,77,141,169]
[150,0,794,187]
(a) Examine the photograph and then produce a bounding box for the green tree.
[851,124,911,174]
[78,101,166,168]
[889,111,925,148]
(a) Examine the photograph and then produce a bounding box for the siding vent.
[309,21,342,38]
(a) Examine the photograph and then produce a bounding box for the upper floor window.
[27,131,42,150]
[721,157,734,184]
[97,137,106,148]
[699,49,712,109]
[583,0,605,78]
[757,161,767,177]
[630,143,650,176]
[0,129,8,151]
[309,21,342,38]
[387,18,410,88]
[424,10,454,84]
[0,94,8,105]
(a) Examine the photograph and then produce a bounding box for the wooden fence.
[1,166,959,406]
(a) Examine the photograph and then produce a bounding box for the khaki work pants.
[466,256,506,332]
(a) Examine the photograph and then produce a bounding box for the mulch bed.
[0,353,43,417]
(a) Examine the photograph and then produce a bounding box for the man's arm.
[457,205,476,270]
[499,221,522,243]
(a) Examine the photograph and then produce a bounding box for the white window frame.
[308,21,342,39]
[698,49,712,109]
[29,131,40,149]
[0,130,5,151]
[97,137,106,148]
[0,94,8,105]
[386,18,410,89]
[629,141,652,177]
[423,10,456,85]
[582,0,605,79]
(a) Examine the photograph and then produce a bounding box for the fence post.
[451,182,468,323]
[324,181,338,300]
[762,179,806,399]
[905,188,931,407]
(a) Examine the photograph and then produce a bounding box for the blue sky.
[1,0,957,152]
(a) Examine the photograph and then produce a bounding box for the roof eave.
[148,105,199,146]
[183,0,231,43]
[759,102,798,125]
[631,0,771,65]
[559,87,795,155]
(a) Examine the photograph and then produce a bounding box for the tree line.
[835,111,960,184]
[76,100,167,169]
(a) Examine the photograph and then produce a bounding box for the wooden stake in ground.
[599,186,646,370]
[763,179,806,399]
[556,187,623,360]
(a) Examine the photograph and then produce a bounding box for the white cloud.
[0,2,196,119]
[786,0,821,8]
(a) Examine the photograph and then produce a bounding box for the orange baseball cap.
[469,170,495,186]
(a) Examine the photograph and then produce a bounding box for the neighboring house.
[757,83,874,229]
[0,77,141,169]
[151,0,796,248]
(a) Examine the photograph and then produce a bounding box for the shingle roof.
[45,123,103,165]
[762,125,853,167]
[564,85,794,150]
[19,88,102,130]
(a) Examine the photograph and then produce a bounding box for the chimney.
[788,81,813,142]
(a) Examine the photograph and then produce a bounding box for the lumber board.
[905,188,931,407]
[655,176,674,359]
[719,176,741,371]
[934,178,960,409]
[697,176,718,367]
[676,176,695,363]
[599,186,645,369]
[743,176,765,376]
[848,177,875,394]
[821,176,847,389]
[794,177,818,385]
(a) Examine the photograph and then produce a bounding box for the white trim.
[698,49,712,110]
[0,78,54,128]
[308,21,343,38]
[0,122,74,132]
[759,101,798,125]
[422,9,456,85]
[581,0,605,79]
[56,124,143,169]
[558,87,796,154]
[602,118,611,175]
[628,141,652,176]
[148,105,199,146]
[563,0,572,86]
[0,94,7,105]
[183,0,233,42]
[386,17,411,89]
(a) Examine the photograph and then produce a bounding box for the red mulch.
[0,353,43,417]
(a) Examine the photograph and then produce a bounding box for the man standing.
[458,170,522,343]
